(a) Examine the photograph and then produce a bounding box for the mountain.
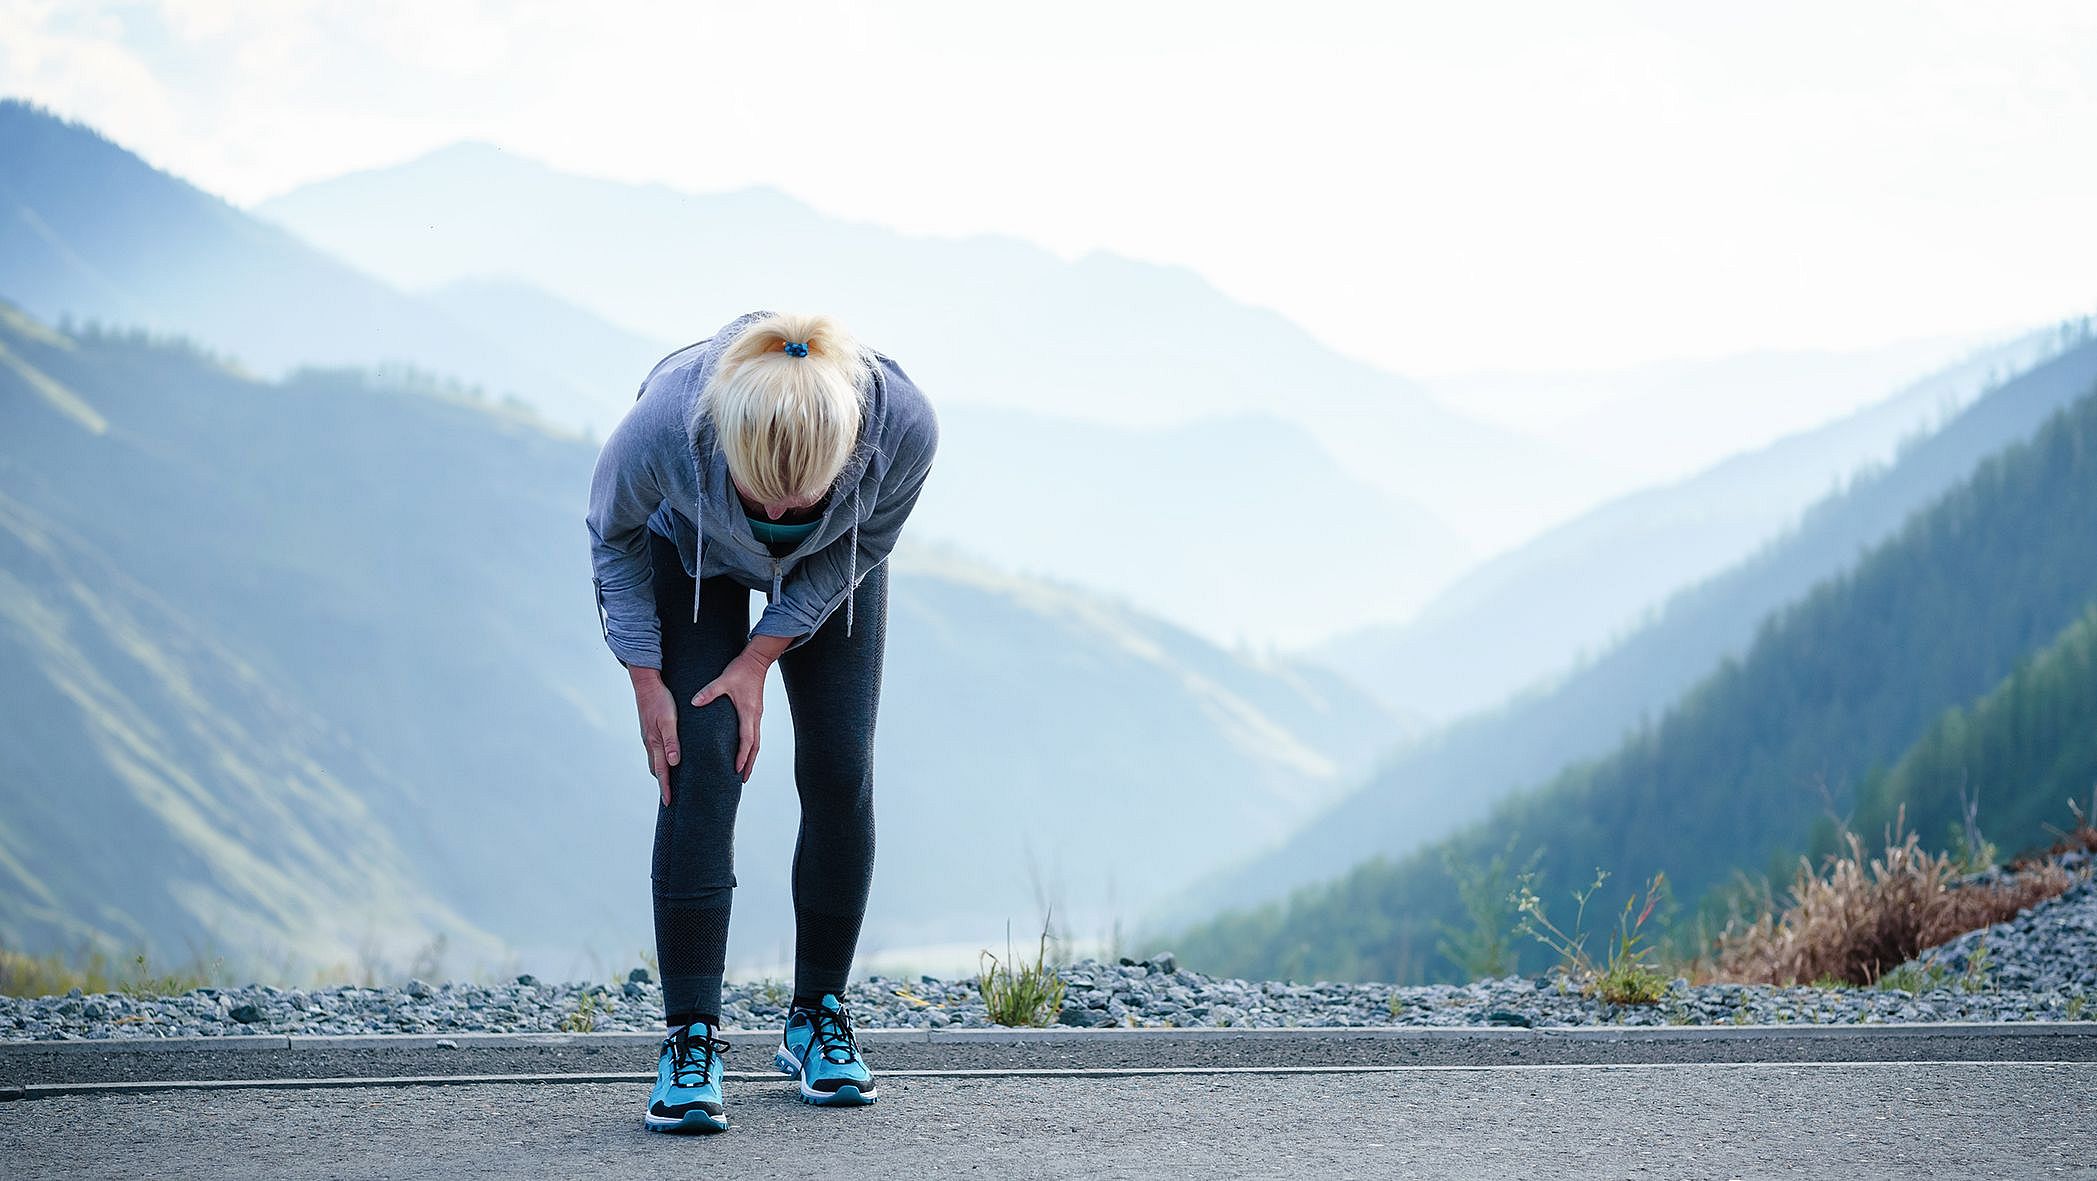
[0,480,500,977]
[1851,602,2097,859]
[5,103,1478,648]
[1172,331,2097,922]
[1323,324,2083,723]
[1421,333,2008,492]
[0,304,1391,977]
[422,278,677,432]
[915,406,1468,647]
[1174,375,2097,983]
[254,141,1606,552]
[0,99,646,431]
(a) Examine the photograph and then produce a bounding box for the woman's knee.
[793,735,873,805]
[672,695,743,786]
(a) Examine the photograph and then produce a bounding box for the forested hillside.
[1173,380,2097,983]
[0,481,501,975]
[1851,603,2097,858]
[1175,332,2097,922]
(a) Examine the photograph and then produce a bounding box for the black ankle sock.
[666,1011,719,1030]
[790,995,826,1012]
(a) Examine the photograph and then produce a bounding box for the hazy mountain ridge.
[1422,333,2012,492]
[1324,323,2084,723]
[254,140,1606,551]
[422,277,679,430]
[6,101,1478,649]
[920,406,1469,646]
[1174,330,2097,922]
[1175,376,2097,982]
[0,100,628,433]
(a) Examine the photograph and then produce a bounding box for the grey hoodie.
[585,309,940,670]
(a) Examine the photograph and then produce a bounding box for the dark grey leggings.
[645,529,885,1024]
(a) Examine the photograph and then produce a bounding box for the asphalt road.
[4,1061,2091,1179]
[5,1028,2093,1178]
[8,1023,2096,1090]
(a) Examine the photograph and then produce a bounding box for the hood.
[678,308,889,499]
[660,308,890,636]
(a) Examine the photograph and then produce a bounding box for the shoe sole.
[643,1109,729,1134]
[774,1045,879,1106]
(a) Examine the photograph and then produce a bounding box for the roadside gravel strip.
[8,865,2092,1044]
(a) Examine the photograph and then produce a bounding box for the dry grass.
[1714,813,2077,987]
[0,944,225,999]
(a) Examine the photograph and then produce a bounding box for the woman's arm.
[586,402,669,670]
[591,404,694,801]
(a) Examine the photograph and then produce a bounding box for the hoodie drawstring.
[844,485,862,637]
[692,450,705,625]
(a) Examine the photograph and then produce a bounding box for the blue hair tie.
[783,340,810,357]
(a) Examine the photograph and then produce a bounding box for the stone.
[1056,1002,1107,1027]
[1485,1009,1534,1027]
[627,967,653,984]
[515,974,539,987]
[1146,953,1179,975]
[229,1004,263,1024]
[405,979,435,999]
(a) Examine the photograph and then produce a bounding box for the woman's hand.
[629,666,680,806]
[693,635,792,781]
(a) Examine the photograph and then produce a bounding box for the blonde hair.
[704,312,871,504]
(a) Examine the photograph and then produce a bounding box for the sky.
[4,0,2094,379]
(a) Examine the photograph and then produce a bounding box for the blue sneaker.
[644,1020,731,1133]
[774,994,878,1105]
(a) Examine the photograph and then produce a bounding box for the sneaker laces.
[662,1022,730,1087]
[806,1003,861,1066]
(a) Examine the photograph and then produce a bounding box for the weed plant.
[560,990,606,1033]
[978,918,1067,1028]
[1512,869,1672,1005]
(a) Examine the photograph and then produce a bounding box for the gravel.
[1910,862,2097,993]
[7,858,2090,1043]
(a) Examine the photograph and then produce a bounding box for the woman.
[586,308,939,1133]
